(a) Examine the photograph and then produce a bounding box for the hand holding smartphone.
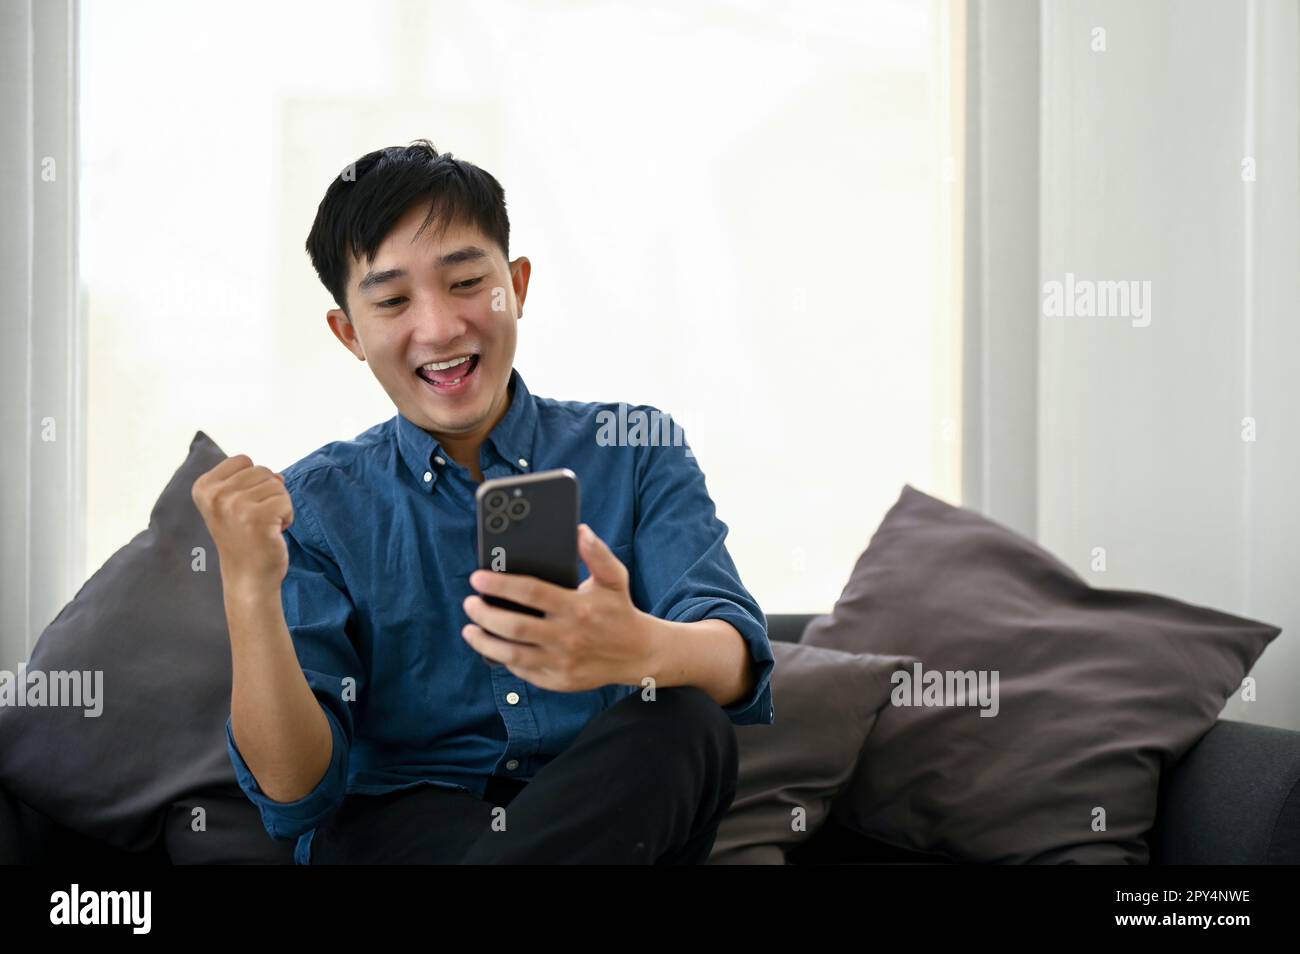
[473,468,581,665]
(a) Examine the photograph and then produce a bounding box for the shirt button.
[517,458,528,468]
[423,471,432,483]
[506,691,520,705]
[434,456,446,466]
[505,759,519,771]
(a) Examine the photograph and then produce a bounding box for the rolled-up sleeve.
[225,483,363,840]
[629,417,775,726]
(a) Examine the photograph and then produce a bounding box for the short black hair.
[305,139,511,317]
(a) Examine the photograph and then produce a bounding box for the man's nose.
[413,298,471,342]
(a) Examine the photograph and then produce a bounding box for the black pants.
[309,686,739,864]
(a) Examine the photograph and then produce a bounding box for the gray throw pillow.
[802,485,1281,864]
[0,432,269,853]
[707,641,916,864]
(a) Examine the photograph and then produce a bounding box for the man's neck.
[442,444,484,482]
[433,376,514,483]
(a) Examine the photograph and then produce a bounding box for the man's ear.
[326,307,367,361]
[509,256,531,319]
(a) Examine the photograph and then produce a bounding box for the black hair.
[305,139,510,317]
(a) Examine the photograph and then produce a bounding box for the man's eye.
[454,277,484,290]
[377,297,406,309]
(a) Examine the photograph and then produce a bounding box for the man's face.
[326,203,530,443]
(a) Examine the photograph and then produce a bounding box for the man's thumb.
[578,523,623,586]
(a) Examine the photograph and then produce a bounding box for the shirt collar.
[395,366,538,490]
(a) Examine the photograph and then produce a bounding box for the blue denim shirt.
[225,367,775,863]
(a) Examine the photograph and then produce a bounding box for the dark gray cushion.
[0,432,269,853]
[1150,720,1300,864]
[802,485,1281,864]
[708,641,916,864]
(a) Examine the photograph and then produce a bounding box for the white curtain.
[971,0,1300,731]
[961,0,1040,538]
[77,0,964,616]
[0,0,83,671]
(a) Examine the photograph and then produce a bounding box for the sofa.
[3,612,1298,865]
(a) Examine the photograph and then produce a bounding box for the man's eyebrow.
[437,245,490,268]
[357,246,491,294]
[357,268,405,293]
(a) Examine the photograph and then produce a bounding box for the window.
[80,0,964,613]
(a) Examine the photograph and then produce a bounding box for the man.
[191,140,775,865]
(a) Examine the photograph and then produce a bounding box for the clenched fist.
[192,455,294,591]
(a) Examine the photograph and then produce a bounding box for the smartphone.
[474,468,581,664]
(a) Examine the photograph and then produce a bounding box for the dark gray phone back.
[474,469,580,662]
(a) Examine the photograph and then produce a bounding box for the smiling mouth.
[416,353,481,390]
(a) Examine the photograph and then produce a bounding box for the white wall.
[1038,0,1300,730]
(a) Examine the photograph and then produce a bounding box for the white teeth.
[421,355,472,372]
